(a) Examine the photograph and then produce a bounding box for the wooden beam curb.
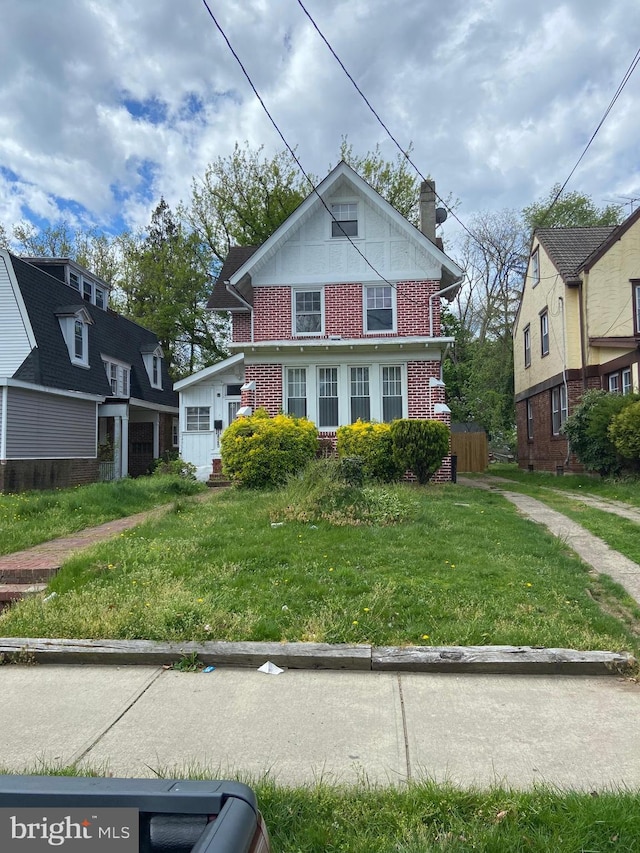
[372,645,636,675]
[1,639,636,674]
[0,638,372,670]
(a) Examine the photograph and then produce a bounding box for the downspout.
[225,281,254,343]
[578,279,588,390]
[429,278,462,337]
[1,384,7,462]
[558,296,570,467]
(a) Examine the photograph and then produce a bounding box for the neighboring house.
[0,251,178,493]
[175,161,464,481]
[513,208,640,472]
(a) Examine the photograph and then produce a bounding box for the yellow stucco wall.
[584,221,640,348]
[513,238,580,395]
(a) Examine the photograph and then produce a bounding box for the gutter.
[429,278,463,337]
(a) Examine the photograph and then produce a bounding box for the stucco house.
[175,161,464,481]
[0,251,178,492]
[513,207,640,472]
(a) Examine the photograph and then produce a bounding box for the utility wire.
[200,0,415,294]
[534,47,640,228]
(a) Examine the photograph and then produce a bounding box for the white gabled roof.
[173,353,244,391]
[227,161,463,287]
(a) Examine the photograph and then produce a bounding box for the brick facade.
[0,459,99,494]
[232,312,252,343]
[242,364,283,415]
[516,375,601,473]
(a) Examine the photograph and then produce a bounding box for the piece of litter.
[43,592,57,602]
[202,665,216,673]
[453,502,470,507]
[309,525,318,529]
[281,604,289,611]
[257,661,284,675]
[270,522,284,528]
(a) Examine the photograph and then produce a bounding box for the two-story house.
[0,251,178,492]
[513,207,640,472]
[175,161,464,481]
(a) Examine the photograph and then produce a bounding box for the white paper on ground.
[257,660,285,675]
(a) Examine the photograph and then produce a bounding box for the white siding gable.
[251,186,441,287]
[0,253,36,377]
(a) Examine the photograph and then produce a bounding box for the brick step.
[0,565,60,585]
[0,583,48,609]
[207,477,232,488]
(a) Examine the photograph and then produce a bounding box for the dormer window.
[57,306,93,368]
[142,344,164,389]
[102,357,131,397]
[331,203,358,237]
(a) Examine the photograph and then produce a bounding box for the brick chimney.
[419,180,436,242]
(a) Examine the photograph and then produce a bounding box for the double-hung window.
[74,319,84,360]
[526,399,534,440]
[318,367,338,427]
[331,203,358,237]
[287,368,307,418]
[551,385,567,435]
[350,366,370,422]
[608,373,621,394]
[365,285,394,333]
[186,407,210,431]
[634,281,640,335]
[523,325,531,368]
[294,290,322,335]
[382,366,403,422]
[622,367,632,395]
[540,310,549,357]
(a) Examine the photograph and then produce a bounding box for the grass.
[0,475,205,555]
[3,765,640,852]
[481,463,640,506]
[2,475,639,654]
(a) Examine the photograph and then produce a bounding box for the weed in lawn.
[2,483,639,654]
[172,652,203,672]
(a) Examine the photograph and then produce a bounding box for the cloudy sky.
[1,0,639,244]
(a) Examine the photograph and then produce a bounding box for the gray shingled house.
[0,250,178,492]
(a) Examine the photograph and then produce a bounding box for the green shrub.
[390,419,450,484]
[340,456,365,487]
[150,452,197,479]
[220,409,318,488]
[609,400,640,467]
[336,420,403,481]
[563,390,640,476]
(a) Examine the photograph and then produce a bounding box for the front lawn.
[0,476,205,555]
[1,482,638,653]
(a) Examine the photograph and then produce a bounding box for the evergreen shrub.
[563,390,640,476]
[390,419,450,484]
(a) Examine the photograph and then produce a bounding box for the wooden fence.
[450,431,488,473]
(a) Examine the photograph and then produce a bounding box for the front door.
[129,422,154,477]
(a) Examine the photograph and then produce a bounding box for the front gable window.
[293,289,323,335]
[365,285,395,333]
[57,306,93,368]
[531,248,540,286]
[142,345,164,389]
[331,202,358,237]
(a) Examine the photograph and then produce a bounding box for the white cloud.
[0,0,638,240]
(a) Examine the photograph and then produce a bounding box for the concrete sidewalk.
[1,664,639,790]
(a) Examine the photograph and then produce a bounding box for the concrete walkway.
[459,476,640,607]
[1,664,639,790]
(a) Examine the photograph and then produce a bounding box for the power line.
[199,0,410,294]
[535,47,640,228]
[295,0,486,250]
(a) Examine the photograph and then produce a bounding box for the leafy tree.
[523,185,622,231]
[184,142,312,265]
[120,198,228,378]
[0,223,10,249]
[338,138,420,224]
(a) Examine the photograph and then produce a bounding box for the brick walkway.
[0,491,217,604]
